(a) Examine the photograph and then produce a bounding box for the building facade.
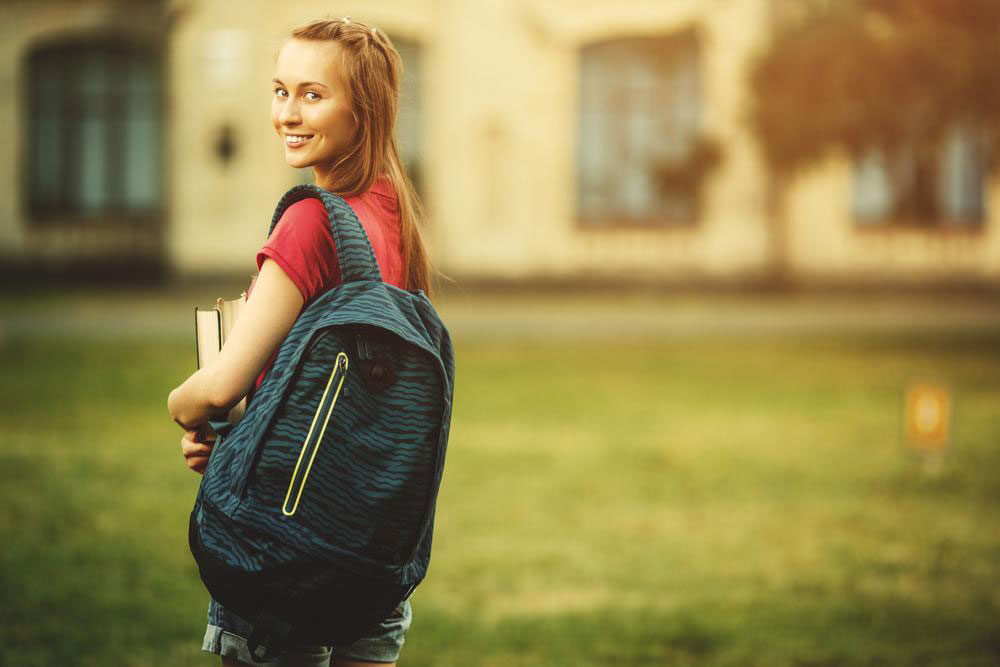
[2,0,998,287]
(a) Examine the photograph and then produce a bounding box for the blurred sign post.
[903,380,952,468]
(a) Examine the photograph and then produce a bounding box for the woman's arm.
[167,258,305,429]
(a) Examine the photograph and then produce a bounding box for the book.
[194,291,249,434]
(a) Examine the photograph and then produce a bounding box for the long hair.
[286,17,444,296]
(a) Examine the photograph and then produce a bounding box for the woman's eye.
[272,88,319,100]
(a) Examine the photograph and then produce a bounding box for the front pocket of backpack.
[281,351,349,516]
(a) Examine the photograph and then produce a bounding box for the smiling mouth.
[285,134,315,147]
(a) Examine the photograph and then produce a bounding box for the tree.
[749,0,1000,174]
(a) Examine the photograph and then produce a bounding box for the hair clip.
[341,15,351,23]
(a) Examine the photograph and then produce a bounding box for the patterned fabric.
[249,177,405,401]
[189,184,455,657]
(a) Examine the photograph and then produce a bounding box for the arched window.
[26,39,164,222]
[577,30,703,226]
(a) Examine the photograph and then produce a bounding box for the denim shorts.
[202,597,411,665]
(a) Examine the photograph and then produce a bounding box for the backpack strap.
[268,183,384,284]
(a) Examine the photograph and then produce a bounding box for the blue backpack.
[188,183,455,660]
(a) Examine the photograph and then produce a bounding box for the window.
[27,40,164,223]
[577,30,703,226]
[853,122,987,226]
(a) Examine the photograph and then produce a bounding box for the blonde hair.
[286,17,445,296]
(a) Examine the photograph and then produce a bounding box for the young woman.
[167,16,438,666]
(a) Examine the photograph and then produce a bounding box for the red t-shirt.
[245,176,405,403]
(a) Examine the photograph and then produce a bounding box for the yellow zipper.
[282,352,349,517]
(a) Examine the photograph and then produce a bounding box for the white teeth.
[286,135,313,144]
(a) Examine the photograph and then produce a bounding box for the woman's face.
[271,38,356,171]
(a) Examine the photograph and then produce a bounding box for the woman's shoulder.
[274,197,331,238]
[277,180,397,246]
[284,181,395,216]
[282,196,327,219]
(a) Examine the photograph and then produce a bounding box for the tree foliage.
[749,0,1000,173]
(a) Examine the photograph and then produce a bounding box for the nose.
[277,96,301,126]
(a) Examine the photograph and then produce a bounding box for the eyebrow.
[272,78,329,90]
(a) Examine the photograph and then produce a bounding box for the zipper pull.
[341,355,350,397]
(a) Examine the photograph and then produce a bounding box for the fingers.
[181,431,215,475]
[182,437,214,457]
[187,455,209,475]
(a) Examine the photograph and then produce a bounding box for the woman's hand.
[181,428,217,475]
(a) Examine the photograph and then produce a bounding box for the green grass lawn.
[1,328,998,666]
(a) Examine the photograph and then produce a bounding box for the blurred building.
[2,0,998,288]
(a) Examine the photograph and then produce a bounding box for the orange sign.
[903,381,951,455]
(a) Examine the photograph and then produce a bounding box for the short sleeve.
[255,198,341,305]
